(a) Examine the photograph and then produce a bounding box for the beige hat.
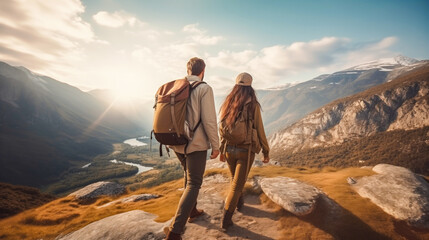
[235,72,253,86]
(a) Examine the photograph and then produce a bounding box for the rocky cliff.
[257,56,425,134]
[270,62,429,154]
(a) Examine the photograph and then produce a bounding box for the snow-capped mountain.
[269,62,429,174]
[347,55,419,71]
[258,56,426,134]
[263,82,300,91]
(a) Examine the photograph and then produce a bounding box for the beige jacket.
[169,75,220,154]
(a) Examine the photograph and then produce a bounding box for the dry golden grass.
[0,179,183,240]
[164,158,178,165]
[126,154,141,160]
[0,166,428,240]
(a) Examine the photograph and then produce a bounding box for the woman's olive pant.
[224,146,255,213]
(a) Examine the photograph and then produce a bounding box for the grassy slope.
[0,166,428,240]
[0,183,56,219]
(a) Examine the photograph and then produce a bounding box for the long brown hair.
[219,85,261,129]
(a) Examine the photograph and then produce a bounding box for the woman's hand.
[263,156,270,163]
[220,154,226,162]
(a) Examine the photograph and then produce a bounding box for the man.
[164,57,220,240]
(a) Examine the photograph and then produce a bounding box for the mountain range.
[0,62,144,187]
[257,55,423,134]
[270,61,429,175]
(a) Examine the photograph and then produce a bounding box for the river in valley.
[110,159,153,175]
[123,137,148,147]
[81,136,153,175]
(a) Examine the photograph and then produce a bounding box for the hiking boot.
[221,210,234,230]
[188,205,204,223]
[237,195,244,212]
[163,227,182,240]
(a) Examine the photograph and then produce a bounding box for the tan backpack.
[220,102,260,179]
[219,102,255,146]
[151,79,205,156]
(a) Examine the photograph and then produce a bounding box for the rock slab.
[56,210,166,240]
[68,181,125,200]
[97,194,160,208]
[260,176,323,216]
[351,164,429,229]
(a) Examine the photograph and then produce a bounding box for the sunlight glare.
[112,85,137,104]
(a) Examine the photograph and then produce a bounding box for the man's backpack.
[151,78,205,156]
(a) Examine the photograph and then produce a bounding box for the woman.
[218,72,270,230]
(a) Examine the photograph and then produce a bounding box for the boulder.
[203,174,229,184]
[56,210,166,240]
[205,159,226,170]
[350,164,429,229]
[122,194,159,202]
[260,177,323,216]
[68,181,125,200]
[97,194,160,208]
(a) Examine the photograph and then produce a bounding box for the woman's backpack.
[219,103,254,146]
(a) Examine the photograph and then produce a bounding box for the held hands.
[210,149,220,159]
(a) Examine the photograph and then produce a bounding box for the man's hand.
[263,156,270,163]
[219,154,226,162]
[210,149,220,159]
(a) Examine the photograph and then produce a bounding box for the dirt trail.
[178,174,281,240]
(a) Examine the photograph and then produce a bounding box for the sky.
[0,0,428,100]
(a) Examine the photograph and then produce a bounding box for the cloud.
[0,0,94,76]
[343,36,398,67]
[210,37,349,73]
[207,75,235,94]
[183,23,224,45]
[183,24,202,34]
[93,11,144,28]
[131,42,200,78]
[208,36,397,88]
[0,1,399,100]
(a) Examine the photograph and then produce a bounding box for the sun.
[111,85,136,104]
[113,87,130,100]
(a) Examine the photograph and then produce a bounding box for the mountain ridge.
[0,61,145,187]
[269,62,429,174]
[257,56,426,134]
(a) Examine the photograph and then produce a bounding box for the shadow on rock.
[291,195,391,240]
[224,224,276,240]
[240,204,279,221]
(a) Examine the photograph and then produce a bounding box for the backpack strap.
[169,91,181,138]
[245,102,256,180]
[184,81,206,155]
[190,80,206,89]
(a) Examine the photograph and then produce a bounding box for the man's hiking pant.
[170,150,207,234]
